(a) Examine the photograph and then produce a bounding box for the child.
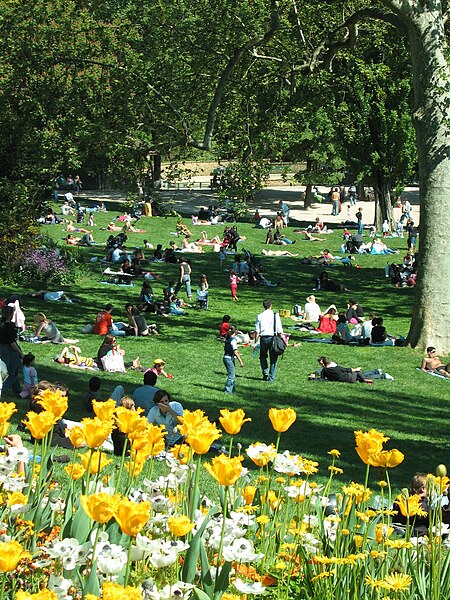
[20,353,38,398]
[149,359,174,379]
[88,213,95,227]
[219,315,231,339]
[230,269,241,301]
[219,246,226,269]
[223,326,244,393]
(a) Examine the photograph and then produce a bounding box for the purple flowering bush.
[14,245,85,286]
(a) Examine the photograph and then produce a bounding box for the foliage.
[219,159,270,217]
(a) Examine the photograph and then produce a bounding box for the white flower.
[274,451,303,475]
[48,574,73,599]
[0,475,27,492]
[246,443,275,465]
[149,548,178,568]
[432,523,450,537]
[97,550,128,575]
[150,494,171,512]
[159,581,195,600]
[228,511,255,527]
[7,447,30,463]
[285,482,314,499]
[222,538,264,563]
[234,579,266,594]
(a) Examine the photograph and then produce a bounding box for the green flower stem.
[216,485,229,577]
[124,535,134,586]
[189,454,202,520]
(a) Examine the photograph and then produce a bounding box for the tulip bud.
[436,464,448,477]
[400,487,409,498]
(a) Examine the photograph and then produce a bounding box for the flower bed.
[0,395,448,600]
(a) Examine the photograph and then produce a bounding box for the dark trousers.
[259,335,278,382]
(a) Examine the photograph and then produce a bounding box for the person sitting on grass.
[317,306,338,334]
[332,313,356,344]
[132,370,160,416]
[421,347,450,378]
[369,317,396,346]
[147,389,184,449]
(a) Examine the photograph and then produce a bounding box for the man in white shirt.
[147,391,183,448]
[255,299,283,382]
[303,295,321,322]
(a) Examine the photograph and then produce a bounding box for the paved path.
[76,182,420,227]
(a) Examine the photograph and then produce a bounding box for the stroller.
[196,289,209,310]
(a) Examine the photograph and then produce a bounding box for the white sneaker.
[383,373,394,380]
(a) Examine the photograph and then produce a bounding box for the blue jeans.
[0,345,21,395]
[282,238,294,244]
[259,336,278,382]
[223,355,236,393]
[109,323,127,337]
[358,220,363,235]
[176,275,191,298]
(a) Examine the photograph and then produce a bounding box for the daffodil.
[16,592,59,600]
[102,582,143,600]
[268,407,297,432]
[219,408,251,435]
[23,410,58,440]
[115,498,150,537]
[92,399,117,421]
[80,493,120,524]
[204,454,243,486]
[168,515,195,537]
[0,539,31,572]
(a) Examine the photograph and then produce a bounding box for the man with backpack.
[255,299,284,383]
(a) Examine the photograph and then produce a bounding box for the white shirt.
[255,309,283,336]
[362,321,374,339]
[303,302,321,322]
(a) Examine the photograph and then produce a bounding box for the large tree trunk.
[373,171,395,230]
[400,5,450,354]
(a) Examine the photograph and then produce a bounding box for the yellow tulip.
[115,407,147,435]
[204,454,243,486]
[37,389,68,419]
[81,417,114,448]
[125,459,146,478]
[67,426,86,448]
[7,492,28,507]
[0,422,9,437]
[268,407,297,432]
[184,420,222,455]
[80,450,112,474]
[168,515,195,537]
[219,408,251,435]
[242,485,257,505]
[16,592,59,600]
[178,409,209,436]
[0,401,17,424]
[92,399,117,421]
[115,498,150,537]
[395,493,428,518]
[354,429,389,464]
[143,423,167,455]
[64,463,86,480]
[375,523,394,543]
[366,449,404,469]
[0,539,31,572]
[80,493,120,524]
[170,443,191,464]
[102,582,143,600]
[23,410,58,440]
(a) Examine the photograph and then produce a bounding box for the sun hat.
[153,359,165,366]
[306,295,316,303]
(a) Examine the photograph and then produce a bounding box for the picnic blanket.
[416,368,450,379]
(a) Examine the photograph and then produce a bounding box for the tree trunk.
[400,6,450,354]
[373,171,395,230]
[304,183,313,209]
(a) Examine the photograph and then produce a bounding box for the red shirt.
[94,311,112,335]
[220,322,231,337]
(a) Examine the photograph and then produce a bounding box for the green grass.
[2,199,448,490]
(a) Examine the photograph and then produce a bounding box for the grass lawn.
[1,197,448,490]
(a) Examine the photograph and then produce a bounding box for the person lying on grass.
[308,356,394,382]
[421,347,450,378]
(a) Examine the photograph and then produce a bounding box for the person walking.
[230,269,241,301]
[255,299,283,383]
[175,259,192,300]
[223,326,244,393]
[356,207,364,236]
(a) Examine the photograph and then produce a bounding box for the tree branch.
[188,0,281,149]
[301,7,407,73]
